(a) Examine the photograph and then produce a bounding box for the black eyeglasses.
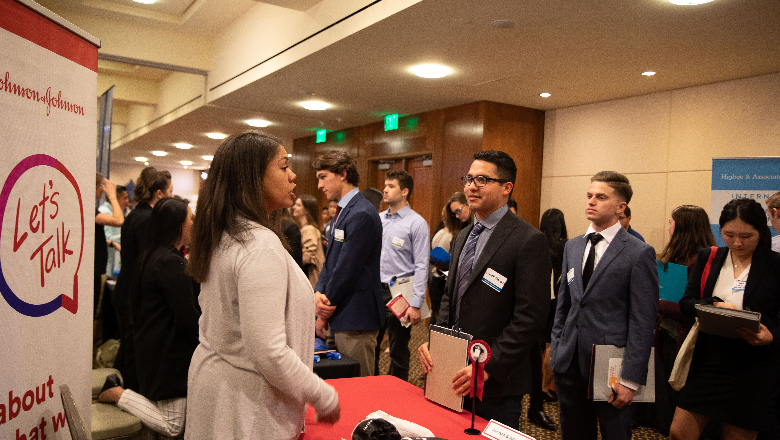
[461,175,508,188]
[452,207,464,216]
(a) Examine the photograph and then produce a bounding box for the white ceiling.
[40,0,780,168]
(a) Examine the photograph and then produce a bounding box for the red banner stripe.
[0,0,98,72]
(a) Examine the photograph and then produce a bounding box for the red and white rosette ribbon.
[468,340,491,401]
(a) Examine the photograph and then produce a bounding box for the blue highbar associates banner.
[711,157,780,246]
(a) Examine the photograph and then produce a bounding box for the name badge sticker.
[334,229,345,242]
[481,419,535,440]
[392,236,404,248]
[733,279,746,291]
[567,268,575,285]
[482,268,507,292]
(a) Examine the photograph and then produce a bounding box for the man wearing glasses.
[418,150,551,428]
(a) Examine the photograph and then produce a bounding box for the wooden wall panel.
[293,100,545,234]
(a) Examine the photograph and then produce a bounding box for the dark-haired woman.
[112,167,173,391]
[98,197,197,437]
[185,132,339,439]
[669,198,780,440]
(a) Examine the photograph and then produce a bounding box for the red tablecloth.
[302,375,488,439]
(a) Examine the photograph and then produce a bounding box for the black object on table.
[313,352,361,380]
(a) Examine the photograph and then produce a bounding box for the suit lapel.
[468,212,516,287]
[449,223,471,286]
[570,234,588,299]
[743,247,768,303]
[583,228,628,296]
[324,193,360,260]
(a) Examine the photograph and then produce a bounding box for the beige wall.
[108,163,201,204]
[541,72,780,253]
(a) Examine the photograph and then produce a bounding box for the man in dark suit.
[314,151,384,377]
[418,150,551,428]
[550,171,658,440]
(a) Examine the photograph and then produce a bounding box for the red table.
[302,375,488,439]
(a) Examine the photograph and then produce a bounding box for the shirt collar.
[585,220,623,244]
[383,204,410,218]
[475,204,508,231]
[337,187,360,209]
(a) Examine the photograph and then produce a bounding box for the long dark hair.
[295,194,321,229]
[719,198,771,250]
[130,197,189,321]
[444,192,470,236]
[187,131,285,283]
[133,167,171,205]
[540,208,568,271]
[659,205,716,267]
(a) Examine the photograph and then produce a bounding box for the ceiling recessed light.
[132,0,156,4]
[151,151,167,156]
[175,143,193,149]
[539,92,552,98]
[180,160,193,166]
[300,101,331,111]
[491,20,515,28]
[202,155,214,161]
[135,157,148,162]
[642,71,656,76]
[206,133,227,140]
[669,0,715,5]
[144,162,149,166]
[409,64,453,79]
[246,119,271,127]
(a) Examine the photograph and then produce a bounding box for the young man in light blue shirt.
[375,170,430,380]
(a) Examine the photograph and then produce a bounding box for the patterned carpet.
[376,322,669,440]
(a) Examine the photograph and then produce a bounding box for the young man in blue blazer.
[551,171,658,440]
[313,151,384,377]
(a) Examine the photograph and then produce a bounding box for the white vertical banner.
[711,157,780,246]
[0,0,99,438]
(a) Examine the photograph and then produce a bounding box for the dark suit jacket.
[113,203,153,309]
[550,226,658,384]
[437,210,551,398]
[133,246,200,401]
[680,246,780,361]
[314,191,384,332]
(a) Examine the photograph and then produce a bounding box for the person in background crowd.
[671,198,780,440]
[374,170,430,380]
[98,197,198,438]
[659,205,717,271]
[292,194,325,287]
[322,200,338,251]
[113,167,173,392]
[363,187,383,212]
[278,207,303,268]
[507,198,518,215]
[429,205,453,324]
[313,151,384,377]
[100,185,130,276]
[185,131,339,439]
[419,151,551,428]
[445,191,471,252]
[766,191,780,253]
[552,171,658,440]
[321,205,332,230]
[618,206,645,242]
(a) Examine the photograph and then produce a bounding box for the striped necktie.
[453,222,486,329]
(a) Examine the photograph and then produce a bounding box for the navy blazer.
[437,210,551,398]
[550,226,659,385]
[314,192,384,332]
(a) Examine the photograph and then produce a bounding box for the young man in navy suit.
[418,150,551,428]
[313,151,384,377]
[551,171,658,440]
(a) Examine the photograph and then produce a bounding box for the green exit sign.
[316,129,326,143]
[384,114,399,131]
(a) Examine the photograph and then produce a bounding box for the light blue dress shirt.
[379,204,430,308]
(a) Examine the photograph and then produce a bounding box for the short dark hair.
[719,198,771,249]
[623,206,632,217]
[591,171,632,204]
[312,151,360,186]
[116,185,127,198]
[385,170,414,198]
[473,150,516,185]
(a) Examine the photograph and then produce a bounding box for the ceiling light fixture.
[206,133,227,140]
[642,71,656,76]
[669,0,715,5]
[491,20,515,28]
[202,155,214,161]
[151,151,167,156]
[246,119,271,127]
[409,64,453,79]
[135,157,148,162]
[300,101,331,111]
[144,162,149,166]
[180,161,193,166]
[175,143,193,149]
[132,0,156,4]
[539,92,552,98]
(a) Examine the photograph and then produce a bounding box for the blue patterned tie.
[453,222,486,329]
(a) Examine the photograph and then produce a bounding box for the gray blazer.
[437,210,551,398]
[550,226,658,384]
